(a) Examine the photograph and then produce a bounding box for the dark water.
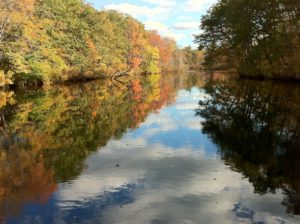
[0,72,300,224]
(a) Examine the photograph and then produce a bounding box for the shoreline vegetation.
[195,0,300,80]
[1,0,299,91]
[0,0,203,89]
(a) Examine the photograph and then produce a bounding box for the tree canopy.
[195,0,300,79]
[0,0,195,88]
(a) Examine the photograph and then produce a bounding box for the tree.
[195,0,300,78]
[142,45,160,74]
[0,0,18,43]
[126,17,146,70]
[0,0,182,88]
[147,30,177,71]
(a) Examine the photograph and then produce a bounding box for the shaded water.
[0,73,300,224]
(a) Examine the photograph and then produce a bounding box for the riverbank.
[203,69,300,83]
[0,0,190,90]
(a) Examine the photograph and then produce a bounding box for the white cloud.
[144,21,185,41]
[103,2,187,41]
[175,102,198,110]
[57,141,206,206]
[89,0,218,46]
[181,117,203,130]
[183,0,218,13]
[164,32,186,41]
[172,21,199,30]
[56,139,298,224]
[104,2,173,20]
[142,0,176,7]
[52,85,299,224]
[144,21,169,32]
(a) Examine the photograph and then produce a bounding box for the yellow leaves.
[142,46,160,74]
[145,74,161,103]
[23,20,41,41]
[0,0,180,86]
[0,71,7,87]
[0,70,13,87]
[31,61,52,78]
[19,0,35,13]
[39,47,68,79]
[0,91,15,109]
[22,17,53,44]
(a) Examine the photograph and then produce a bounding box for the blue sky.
[86,0,218,47]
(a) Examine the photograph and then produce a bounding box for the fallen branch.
[111,70,132,79]
[107,69,136,89]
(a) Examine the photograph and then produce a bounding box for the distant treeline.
[0,0,202,88]
[195,0,300,79]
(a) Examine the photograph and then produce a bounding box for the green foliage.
[0,0,182,88]
[195,0,300,79]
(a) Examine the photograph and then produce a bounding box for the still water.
[0,73,300,224]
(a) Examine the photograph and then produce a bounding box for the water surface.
[1,73,300,223]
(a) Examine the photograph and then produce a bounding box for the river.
[0,72,300,223]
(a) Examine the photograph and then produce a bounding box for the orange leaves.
[92,111,97,118]
[87,39,96,51]
[86,39,97,58]
[131,57,142,69]
[160,38,176,68]
[19,0,35,12]
[148,30,162,48]
[126,17,147,71]
[147,30,176,70]
[132,79,143,94]
[131,79,143,101]
[0,153,57,219]
[86,38,101,67]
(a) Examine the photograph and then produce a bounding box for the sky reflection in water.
[2,77,300,224]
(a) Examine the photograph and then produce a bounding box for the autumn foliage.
[0,0,184,88]
[148,31,177,71]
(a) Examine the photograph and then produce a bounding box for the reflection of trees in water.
[0,72,202,220]
[0,155,57,222]
[197,79,300,214]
